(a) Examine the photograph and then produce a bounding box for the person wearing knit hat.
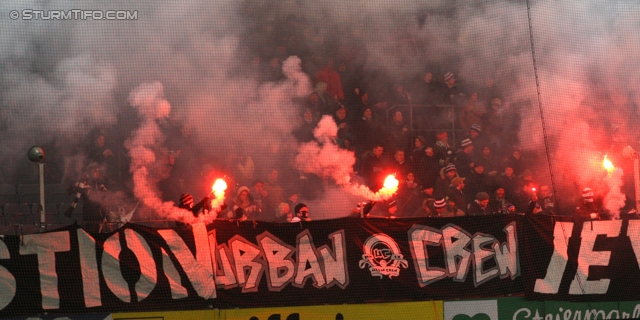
[468,192,492,216]
[455,139,475,178]
[444,72,455,84]
[465,123,489,157]
[434,130,454,167]
[433,198,447,217]
[179,194,194,210]
[179,193,212,218]
[444,163,457,174]
[582,188,594,202]
[574,187,605,222]
[435,163,459,199]
[467,124,482,145]
[460,139,473,149]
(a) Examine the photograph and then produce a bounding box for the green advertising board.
[445,297,640,320]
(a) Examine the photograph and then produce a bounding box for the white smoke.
[1,1,639,219]
[296,115,397,202]
[125,82,213,223]
[604,168,626,220]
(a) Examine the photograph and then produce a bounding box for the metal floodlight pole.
[28,146,46,229]
[39,163,45,228]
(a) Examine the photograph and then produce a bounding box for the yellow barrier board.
[222,301,443,320]
[113,309,219,320]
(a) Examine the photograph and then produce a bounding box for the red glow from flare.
[212,179,228,195]
[383,175,399,189]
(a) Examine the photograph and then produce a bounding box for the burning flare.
[212,178,228,197]
[603,155,615,175]
[375,175,399,200]
[210,178,228,210]
[383,175,399,189]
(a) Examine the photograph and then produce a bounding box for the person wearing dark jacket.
[489,187,513,214]
[447,177,467,214]
[512,182,542,215]
[360,144,385,190]
[415,147,440,191]
[464,162,491,204]
[433,130,454,168]
[454,139,475,178]
[468,192,492,216]
[179,193,211,218]
[435,164,458,199]
[574,188,606,222]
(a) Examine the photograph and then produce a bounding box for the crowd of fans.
[6,13,622,228]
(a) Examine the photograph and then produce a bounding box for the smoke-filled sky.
[1,1,639,218]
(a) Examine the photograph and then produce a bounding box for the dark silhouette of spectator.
[337,61,363,110]
[291,203,312,222]
[465,163,491,204]
[410,136,427,164]
[432,198,448,217]
[314,82,338,116]
[395,171,420,212]
[415,147,440,191]
[305,92,323,118]
[497,166,520,203]
[537,185,558,216]
[416,71,441,105]
[574,188,606,223]
[385,110,410,153]
[435,164,458,199]
[468,192,492,216]
[454,139,475,178]
[512,181,542,214]
[334,106,354,145]
[263,169,284,216]
[249,180,267,219]
[447,176,467,214]
[433,130,454,168]
[459,92,487,133]
[478,145,500,177]
[442,197,465,217]
[386,150,411,181]
[489,187,514,214]
[465,124,489,156]
[359,144,385,190]
[353,107,380,153]
[442,72,462,105]
[294,108,318,142]
[505,147,527,177]
[315,60,344,102]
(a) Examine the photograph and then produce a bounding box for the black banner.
[521,216,640,301]
[0,214,602,316]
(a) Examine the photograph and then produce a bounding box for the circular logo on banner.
[359,233,408,279]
